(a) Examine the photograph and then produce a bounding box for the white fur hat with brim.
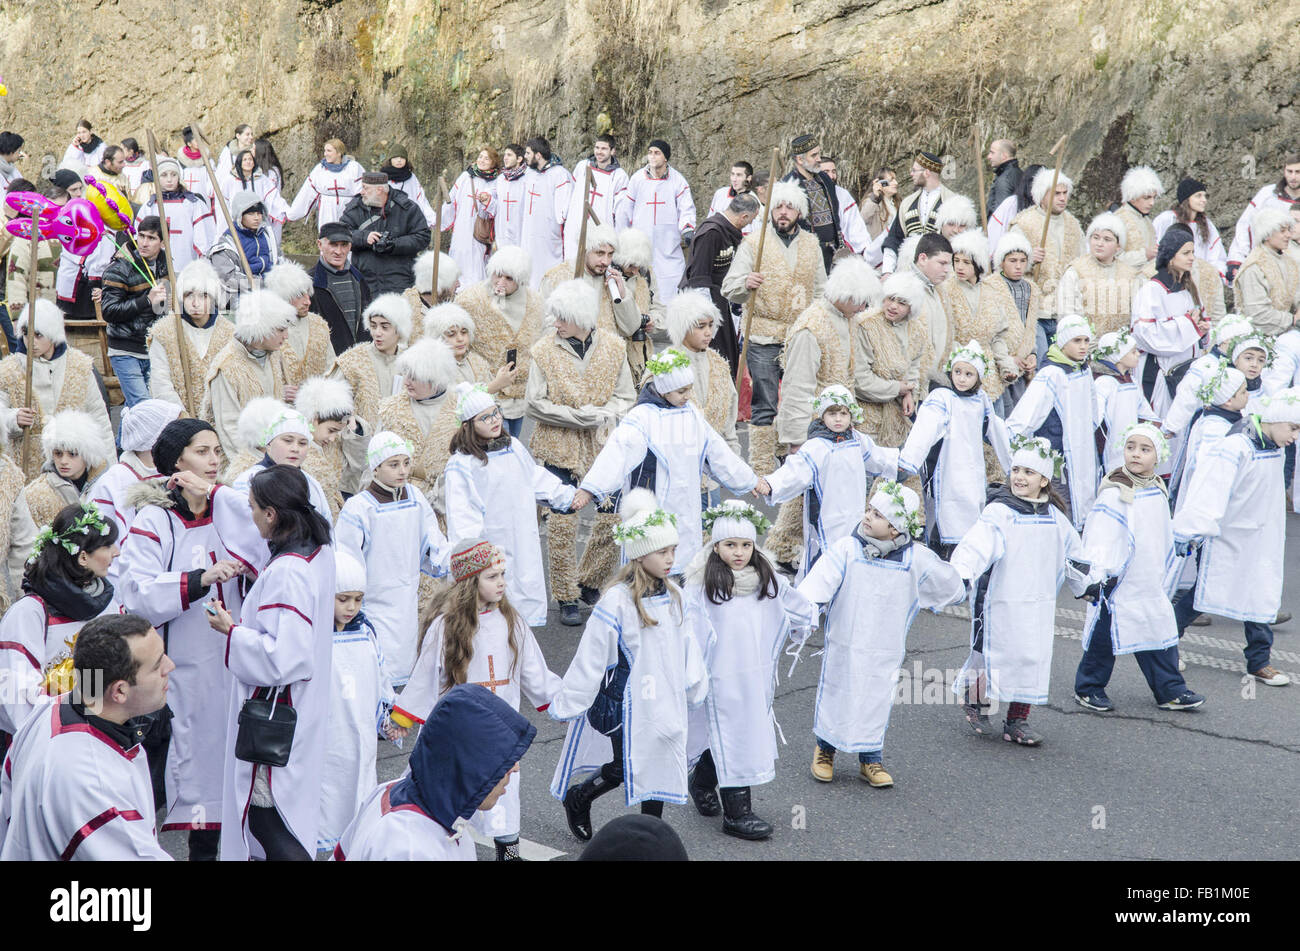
[896,234,922,272]
[1260,388,1300,425]
[232,289,295,344]
[613,487,679,559]
[769,181,809,218]
[665,291,719,346]
[1252,207,1294,243]
[825,255,883,309]
[294,376,354,423]
[395,337,458,388]
[414,250,459,296]
[264,259,313,303]
[119,399,182,453]
[880,271,926,310]
[544,279,599,333]
[1121,165,1164,202]
[1031,168,1073,206]
[583,223,618,253]
[362,293,413,343]
[949,229,989,270]
[1086,212,1127,247]
[17,299,65,347]
[423,303,476,342]
[334,551,367,596]
[175,257,225,308]
[869,480,924,539]
[994,231,1034,270]
[41,410,110,469]
[935,194,978,230]
[486,245,532,286]
[236,397,290,452]
[614,228,653,271]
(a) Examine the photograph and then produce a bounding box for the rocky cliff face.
[3,0,1297,247]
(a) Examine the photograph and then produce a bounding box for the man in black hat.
[618,138,696,303]
[311,220,374,354]
[337,170,431,296]
[680,191,761,376]
[780,133,842,270]
[882,150,957,275]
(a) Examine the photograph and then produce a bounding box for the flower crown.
[875,479,924,539]
[811,387,865,424]
[611,506,678,542]
[1094,329,1134,362]
[944,341,986,375]
[27,504,112,565]
[1010,433,1065,479]
[1195,357,1238,407]
[1231,334,1275,367]
[456,383,492,416]
[645,348,692,377]
[702,500,771,535]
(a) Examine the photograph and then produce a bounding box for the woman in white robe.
[441,157,499,286]
[287,140,365,231]
[1130,229,1211,418]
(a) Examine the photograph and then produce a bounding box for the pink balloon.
[50,199,105,256]
[3,190,56,221]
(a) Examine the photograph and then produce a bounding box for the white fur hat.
[613,487,679,559]
[413,250,459,296]
[1031,168,1073,206]
[1260,387,1300,425]
[944,339,989,379]
[1086,211,1128,247]
[949,229,989,270]
[366,430,413,470]
[896,234,922,271]
[769,181,809,219]
[994,231,1034,270]
[646,347,696,394]
[583,223,618,253]
[935,194,978,231]
[294,376,354,423]
[334,551,367,596]
[486,245,532,286]
[232,289,295,344]
[544,279,599,333]
[1252,207,1294,243]
[119,399,182,453]
[263,259,313,303]
[1054,314,1094,346]
[614,228,654,271]
[881,271,926,310]
[41,410,110,469]
[825,255,883,309]
[454,381,496,422]
[395,337,458,388]
[16,299,65,347]
[1121,165,1164,202]
[175,257,225,308]
[665,291,719,346]
[363,293,413,343]
[423,303,476,342]
[869,480,923,538]
[236,397,291,452]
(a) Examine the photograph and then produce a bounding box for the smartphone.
[505,348,518,367]
[204,602,218,617]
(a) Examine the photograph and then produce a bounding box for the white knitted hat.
[769,181,809,219]
[363,293,414,343]
[869,480,923,538]
[1197,360,1245,407]
[811,384,864,423]
[118,399,182,453]
[395,338,458,388]
[236,397,288,452]
[263,408,312,446]
[881,271,926,310]
[945,339,988,379]
[367,431,413,469]
[16,299,65,347]
[486,245,532,286]
[1260,388,1300,425]
[1252,207,1294,243]
[1121,421,1170,462]
[1230,334,1271,364]
[1086,211,1127,247]
[825,255,882,308]
[1120,165,1164,202]
[294,376,354,423]
[613,488,679,559]
[1031,168,1073,206]
[994,231,1034,270]
[1054,314,1094,346]
[423,303,476,342]
[1210,314,1254,349]
[413,250,459,295]
[454,381,496,422]
[614,228,653,271]
[232,289,295,344]
[334,551,368,596]
[1010,435,1063,480]
[41,410,110,469]
[545,279,599,333]
[935,194,978,231]
[646,347,695,394]
[1094,329,1137,364]
[703,498,771,544]
[665,291,719,346]
[264,259,313,303]
[175,257,225,308]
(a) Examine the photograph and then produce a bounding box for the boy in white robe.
[287,147,365,231]
[519,140,573,287]
[228,406,335,527]
[1091,330,1153,474]
[797,482,964,787]
[1170,362,1246,500]
[1172,391,1300,687]
[618,141,697,302]
[1007,314,1099,529]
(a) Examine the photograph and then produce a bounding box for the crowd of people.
[0,117,1297,862]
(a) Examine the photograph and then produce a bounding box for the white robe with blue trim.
[1007,362,1098,529]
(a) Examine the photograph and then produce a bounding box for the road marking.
[467,828,567,861]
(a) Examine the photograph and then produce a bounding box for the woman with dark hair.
[216,123,255,180]
[0,503,120,752]
[1131,225,1210,419]
[60,118,106,174]
[207,464,335,861]
[442,146,501,286]
[1153,179,1227,278]
[987,162,1044,262]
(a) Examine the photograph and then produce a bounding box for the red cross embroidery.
[503,191,519,220]
[527,186,542,214]
[474,655,509,694]
[646,189,667,224]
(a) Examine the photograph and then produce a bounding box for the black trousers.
[601,732,664,818]
[248,805,312,861]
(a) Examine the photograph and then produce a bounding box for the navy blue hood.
[389,683,536,831]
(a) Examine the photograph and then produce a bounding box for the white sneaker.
[1250,666,1291,686]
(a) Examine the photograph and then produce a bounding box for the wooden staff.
[572,164,596,280]
[432,176,449,297]
[735,146,782,386]
[145,130,194,411]
[1036,134,1069,258]
[190,122,257,290]
[20,213,39,475]
[973,129,989,232]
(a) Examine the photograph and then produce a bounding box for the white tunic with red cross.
[564,159,630,259]
[618,165,696,302]
[288,159,365,230]
[519,162,574,287]
[135,191,218,272]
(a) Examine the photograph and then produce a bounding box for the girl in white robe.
[550,490,709,841]
[1091,330,1153,474]
[796,482,964,787]
[221,163,291,239]
[1172,394,1300,685]
[443,383,575,626]
[579,348,762,571]
[682,500,815,840]
[1130,229,1210,418]
[1007,315,1099,529]
[208,465,336,862]
[949,438,1096,745]
[287,146,365,231]
[336,432,449,689]
[900,343,1012,548]
[764,385,899,578]
[391,540,562,860]
[441,166,497,286]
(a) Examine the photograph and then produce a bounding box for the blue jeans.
[746,342,783,427]
[110,354,151,407]
[1172,585,1274,673]
[1074,599,1185,703]
[1035,318,1057,368]
[504,414,523,439]
[0,304,17,353]
[816,737,882,764]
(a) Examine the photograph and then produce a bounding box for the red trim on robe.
[61,807,145,861]
[0,640,41,670]
[258,602,312,626]
[50,704,141,761]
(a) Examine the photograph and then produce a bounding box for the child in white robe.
[949,436,1096,745]
[1170,362,1246,500]
[89,399,180,551]
[336,432,449,689]
[550,489,709,841]
[797,481,964,787]
[1073,424,1206,713]
[762,385,900,578]
[682,500,815,840]
[1007,314,1100,529]
[1172,391,1300,687]
[443,383,576,627]
[391,539,562,860]
[1091,330,1153,474]
[317,552,396,855]
[578,347,764,571]
[900,341,1012,551]
[228,406,335,526]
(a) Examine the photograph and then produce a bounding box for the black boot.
[563,771,618,841]
[721,786,773,840]
[494,837,523,861]
[688,749,721,817]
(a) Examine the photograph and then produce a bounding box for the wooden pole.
[974,130,989,232]
[573,164,596,280]
[190,122,257,290]
[735,146,782,386]
[1036,134,1069,261]
[20,213,38,476]
[145,130,195,412]
[432,176,448,299]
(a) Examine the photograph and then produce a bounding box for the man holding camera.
[338,170,432,295]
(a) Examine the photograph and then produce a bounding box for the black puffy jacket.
[100,250,169,355]
[337,189,432,295]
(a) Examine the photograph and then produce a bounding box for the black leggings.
[602,732,665,817]
[248,805,311,861]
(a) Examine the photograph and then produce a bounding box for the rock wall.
[3,0,1299,249]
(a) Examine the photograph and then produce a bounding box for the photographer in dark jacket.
[101,216,168,414]
[337,171,431,295]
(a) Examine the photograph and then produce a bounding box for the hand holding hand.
[571,489,593,511]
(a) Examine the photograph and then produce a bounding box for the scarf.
[851,527,910,559]
[634,384,674,409]
[1092,358,1131,383]
[23,572,114,622]
[468,164,499,183]
[486,434,512,453]
[181,145,203,162]
[502,165,527,183]
[321,159,348,173]
[1099,465,1167,503]
[805,419,856,443]
[382,163,413,183]
[987,483,1054,516]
